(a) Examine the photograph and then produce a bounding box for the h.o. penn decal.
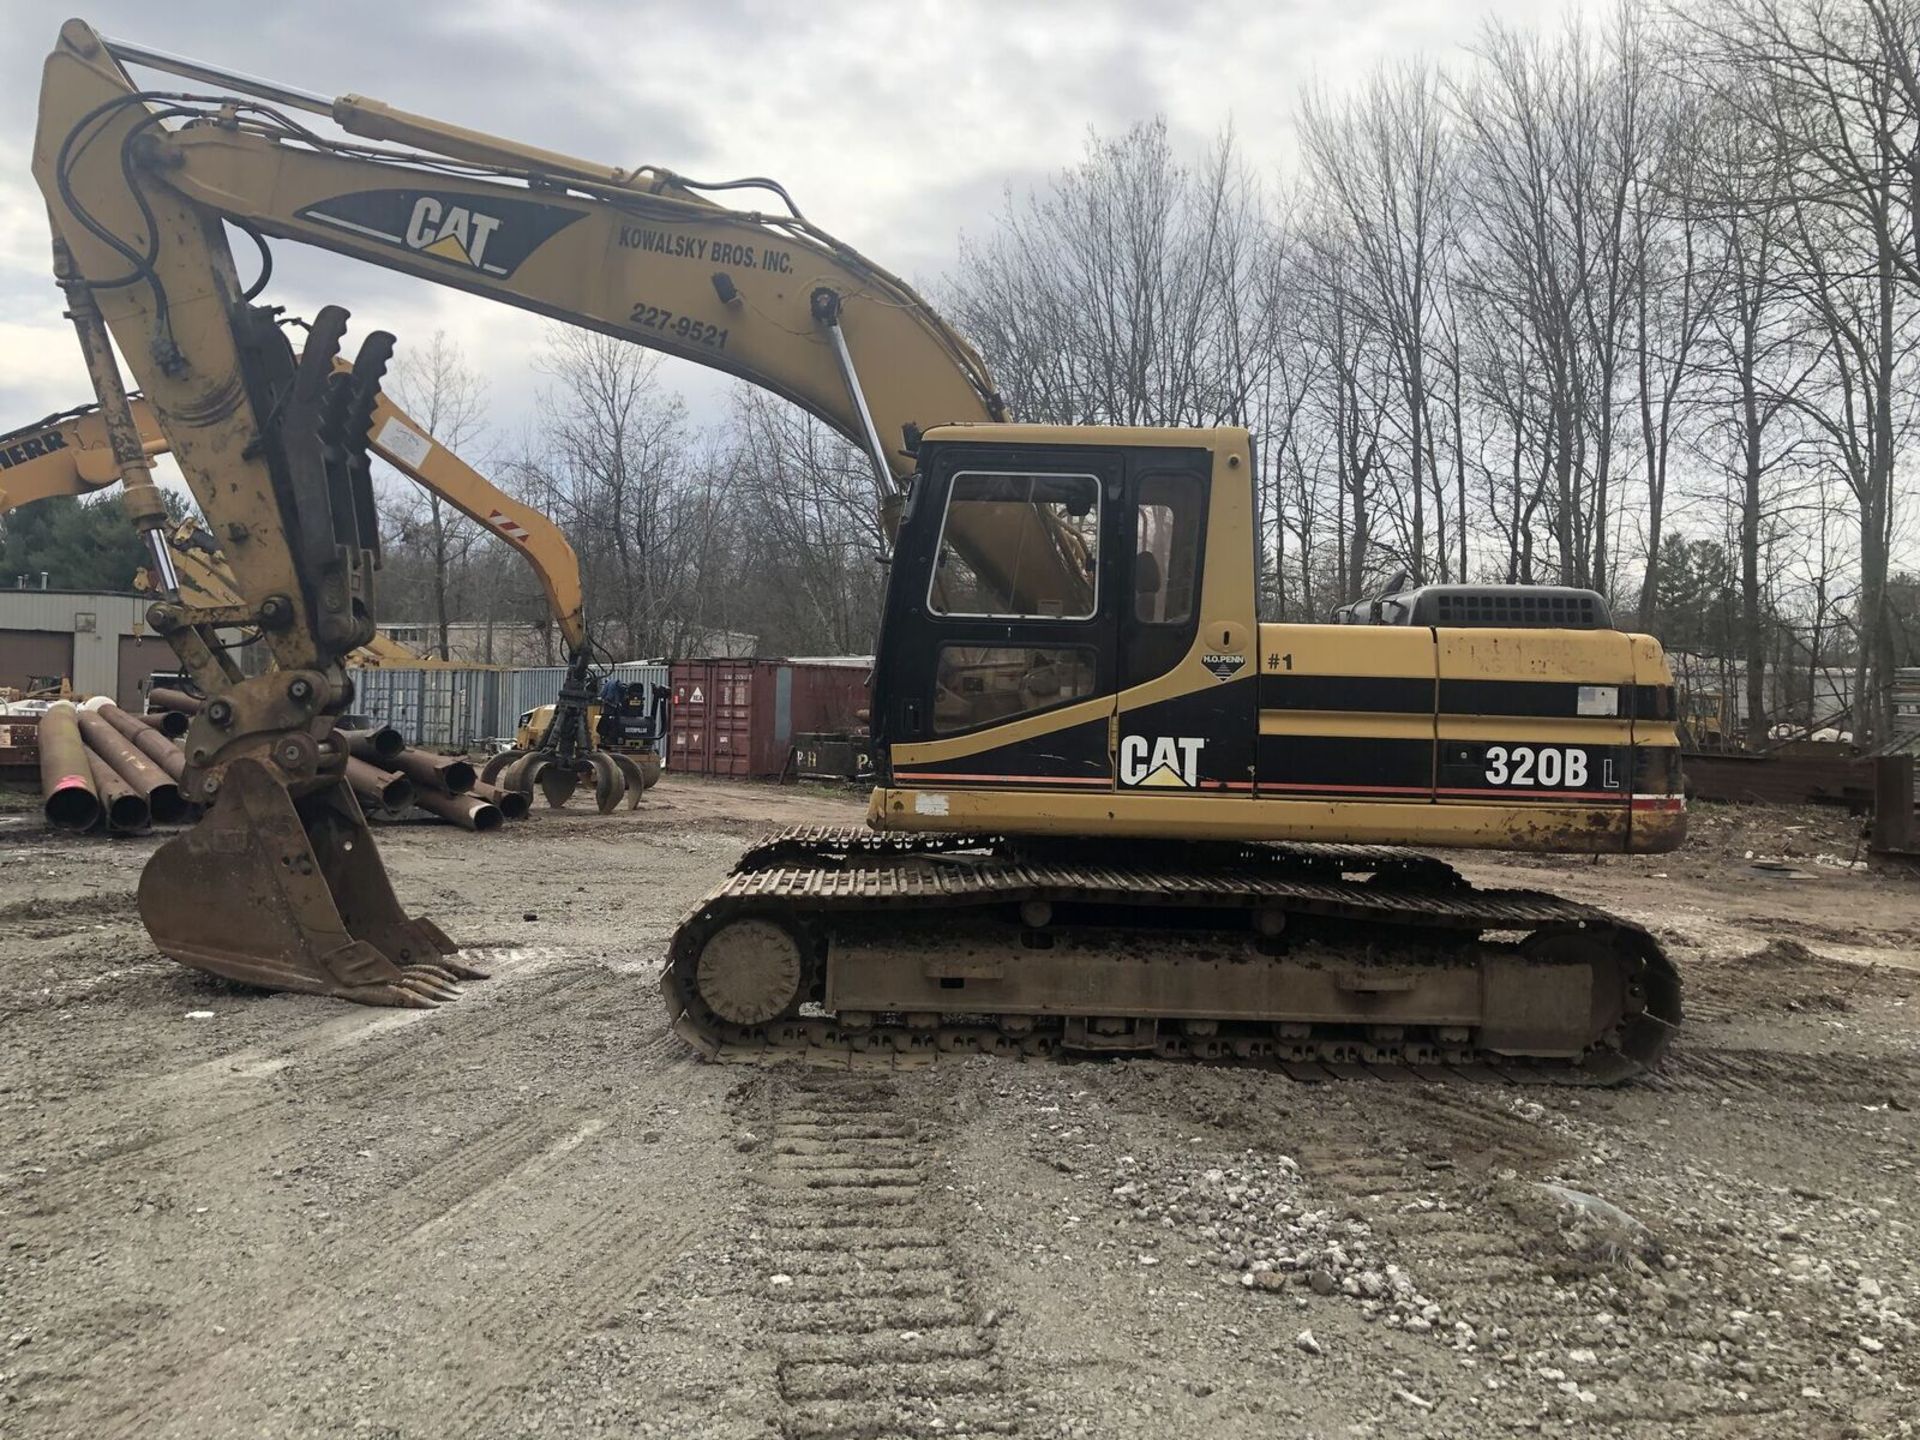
[296,190,585,278]
[1201,650,1246,682]
[1119,734,1206,788]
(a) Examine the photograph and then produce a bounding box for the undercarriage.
[662,826,1682,1083]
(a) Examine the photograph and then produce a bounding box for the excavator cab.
[871,427,1252,802]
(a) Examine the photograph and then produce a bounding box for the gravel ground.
[1,780,1915,1439]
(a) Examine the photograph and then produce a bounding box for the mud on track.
[1,780,1916,1438]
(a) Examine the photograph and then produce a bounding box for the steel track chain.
[736,824,1471,888]
[663,836,1680,1085]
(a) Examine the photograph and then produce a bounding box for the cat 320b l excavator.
[35,20,1684,1074]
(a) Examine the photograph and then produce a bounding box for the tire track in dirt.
[87,1115,615,1439]
[88,1035,717,1440]
[1654,1044,1920,1100]
[14,961,681,1435]
[14,960,611,1214]
[751,1074,1026,1439]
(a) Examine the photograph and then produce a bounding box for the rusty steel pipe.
[339,725,406,763]
[37,701,101,832]
[136,709,191,739]
[93,700,188,780]
[390,747,476,795]
[148,687,203,716]
[345,756,414,814]
[414,789,502,832]
[74,707,188,823]
[85,747,151,834]
[470,780,530,820]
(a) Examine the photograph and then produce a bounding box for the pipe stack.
[35,692,538,840]
[38,701,101,832]
[35,698,196,837]
[335,721,523,834]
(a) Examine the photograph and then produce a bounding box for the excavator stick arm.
[31,26,484,1006]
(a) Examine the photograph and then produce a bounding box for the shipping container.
[669,659,871,779]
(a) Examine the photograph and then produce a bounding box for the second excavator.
[0,377,658,810]
[33,21,1685,1079]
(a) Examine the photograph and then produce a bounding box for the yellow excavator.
[0,379,657,807]
[33,21,1684,1075]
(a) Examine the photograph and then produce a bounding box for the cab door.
[1112,447,1259,795]
[873,442,1122,790]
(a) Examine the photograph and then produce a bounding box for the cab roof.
[919,422,1250,450]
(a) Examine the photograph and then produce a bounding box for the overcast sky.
[1,0,1585,488]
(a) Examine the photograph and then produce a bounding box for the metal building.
[0,589,176,705]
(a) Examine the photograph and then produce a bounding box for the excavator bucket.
[137,758,488,1006]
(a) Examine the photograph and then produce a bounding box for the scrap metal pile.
[34,689,530,836]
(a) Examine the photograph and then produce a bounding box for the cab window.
[933,644,1097,734]
[928,471,1099,620]
[1134,473,1203,625]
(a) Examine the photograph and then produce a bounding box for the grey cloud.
[3,0,1592,443]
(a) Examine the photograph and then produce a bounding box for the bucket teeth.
[395,969,463,1003]
[407,964,455,984]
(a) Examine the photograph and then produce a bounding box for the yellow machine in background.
[33,21,1683,1078]
[514,685,666,791]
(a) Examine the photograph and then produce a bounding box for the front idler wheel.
[694,918,805,1025]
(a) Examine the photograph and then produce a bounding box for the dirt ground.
[1,778,1916,1440]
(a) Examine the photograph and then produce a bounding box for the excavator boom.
[48,25,1000,482]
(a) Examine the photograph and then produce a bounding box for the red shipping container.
[668,659,871,779]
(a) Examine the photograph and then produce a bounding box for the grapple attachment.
[478,746,649,813]
[138,758,487,1006]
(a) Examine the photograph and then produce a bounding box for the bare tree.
[1301,62,1456,580]
[512,328,699,659]
[383,331,486,659]
[948,120,1265,429]
[1693,0,1920,742]
[725,387,888,653]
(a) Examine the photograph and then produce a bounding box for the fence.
[347,663,670,750]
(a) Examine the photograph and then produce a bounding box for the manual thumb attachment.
[137,758,488,1007]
